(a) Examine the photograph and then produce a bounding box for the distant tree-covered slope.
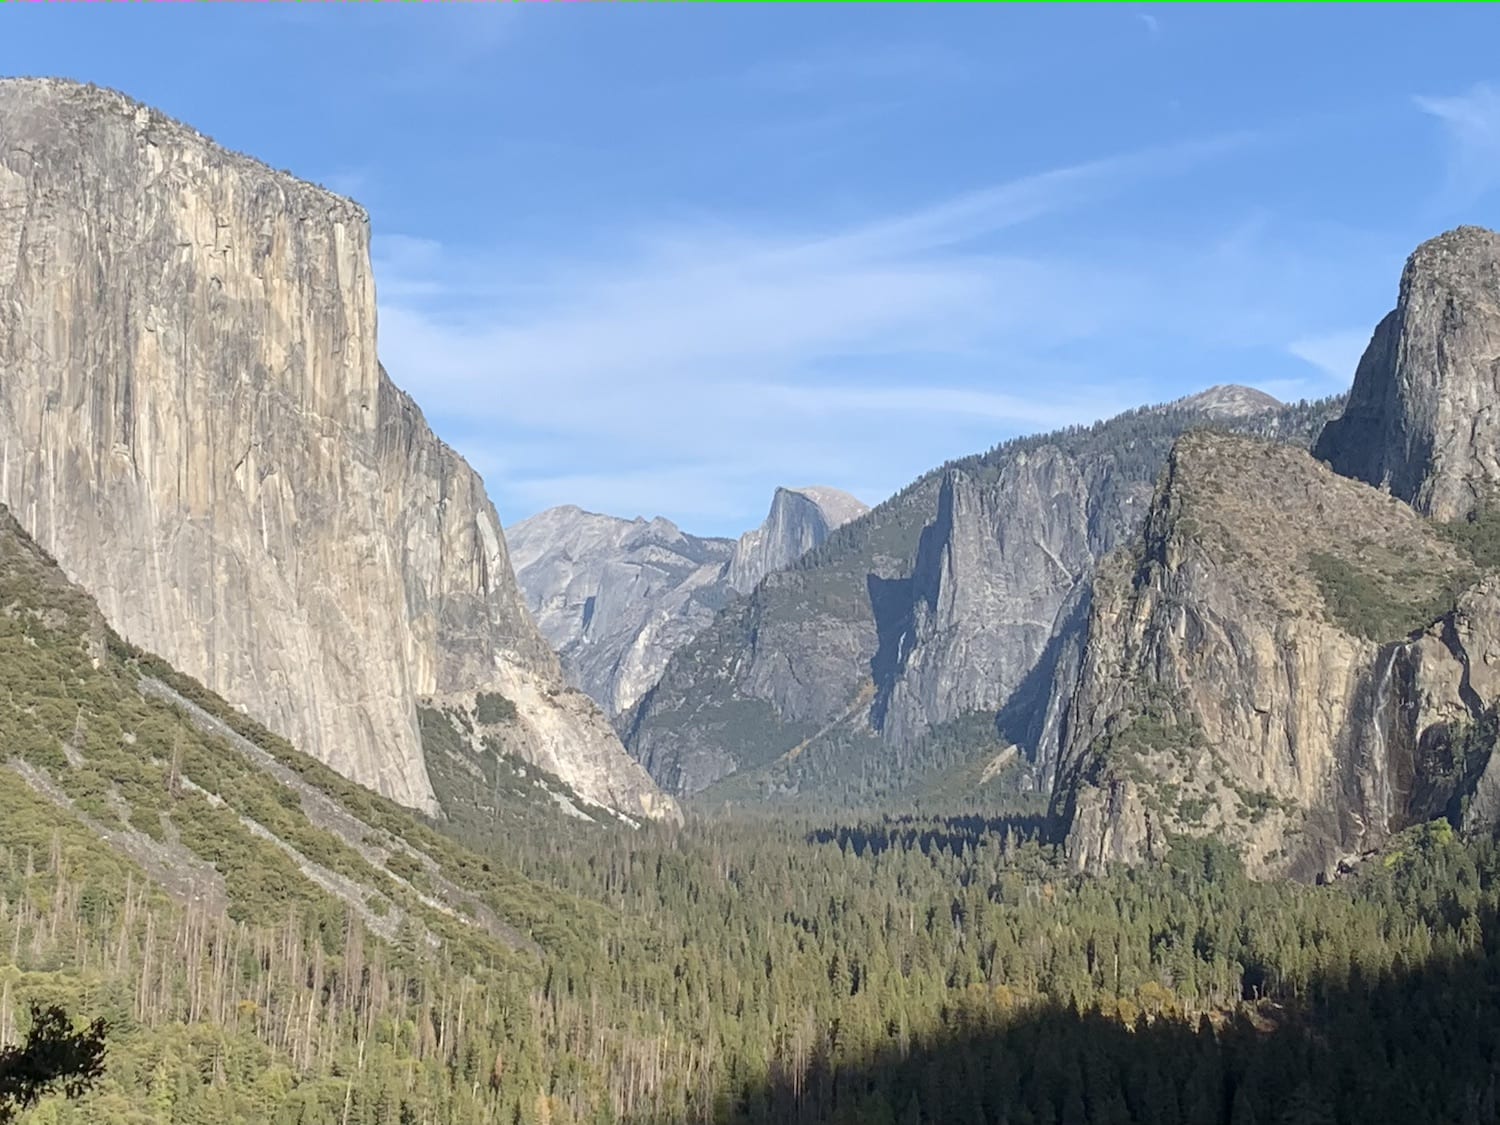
[626,389,1346,809]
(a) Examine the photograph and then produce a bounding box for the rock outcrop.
[625,390,1343,801]
[509,486,866,717]
[725,486,870,595]
[872,451,1096,747]
[1050,227,1500,879]
[508,508,737,717]
[1172,384,1285,421]
[0,78,674,823]
[1315,226,1500,521]
[1049,432,1483,880]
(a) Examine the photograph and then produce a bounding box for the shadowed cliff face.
[1315,226,1500,521]
[0,78,674,823]
[509,487,866,718]
[871,453,1094,746]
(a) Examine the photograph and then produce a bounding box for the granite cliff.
[0,78,675,824]
[1315,226,1500,522]
[1051,228,1500,880]
[509,486,866,717]
[624,387,1342,803]
[1048,433,1483,880]
[725,486,870,595]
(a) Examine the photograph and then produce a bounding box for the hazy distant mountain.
[509,487,869,716]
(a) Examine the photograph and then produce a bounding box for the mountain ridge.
[1048,226,1500,880]
[509,484,866,716]
[624,385,1343,805]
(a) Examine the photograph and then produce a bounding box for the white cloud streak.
[370,130,1358,533]
[1287,329,1372,383]
[1416,82,1500,208]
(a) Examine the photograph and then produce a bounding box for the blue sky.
[5,7,1500,537]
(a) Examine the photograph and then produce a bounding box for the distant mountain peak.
[509,484,867,717]
[728,486,870,595]
[774,485,870,530]
[1174,384,1283,419]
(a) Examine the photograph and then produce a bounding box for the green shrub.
[1308,550,1470,642]
[474,692,518,726]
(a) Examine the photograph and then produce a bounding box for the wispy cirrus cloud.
[1415,82,1500,209]
[372,130,1355,534]
[1287,329,1372,383]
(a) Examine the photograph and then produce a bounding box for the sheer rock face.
[0,78,675,823]
[1050,433,1486,881]
[1315,226,1500,521]
[873,452,1096,747]
[725,487,869,596]
[508,508,736,717]
[508,486,866,718]
[1052,228,1500,882]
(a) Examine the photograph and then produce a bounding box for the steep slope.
[0,498,753,1122]
[1053,227,1500,881]
[625,389,1342,803]
[1315,226,1500,521]
[11,475,1500,1124]
[509,485,866,717]
[509,507,737,716]
[1049,432,1488,880]
[0,78,673,823]
[0,497,604,951]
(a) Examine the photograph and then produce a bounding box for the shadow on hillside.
[867,573,915,732]
[622,911,1500,1125]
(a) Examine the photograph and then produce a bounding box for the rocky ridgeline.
[623,382,1341,801]
[509,486,867,717]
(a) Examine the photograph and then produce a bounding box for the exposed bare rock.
[508,507,736,716]
[625,389,1341,803]
[873,451,1095,746]
[725,486,870,595]
[1316,226,1500,521]
[1049,227,1500,881]
[509,486,866,718]
[1171,384,1284,420]
[0,78,674,823]
[1050,432,1483,880]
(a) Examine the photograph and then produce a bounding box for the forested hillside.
[6,475,1500,1124]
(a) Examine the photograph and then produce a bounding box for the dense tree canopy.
[3,488,1500,1123]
